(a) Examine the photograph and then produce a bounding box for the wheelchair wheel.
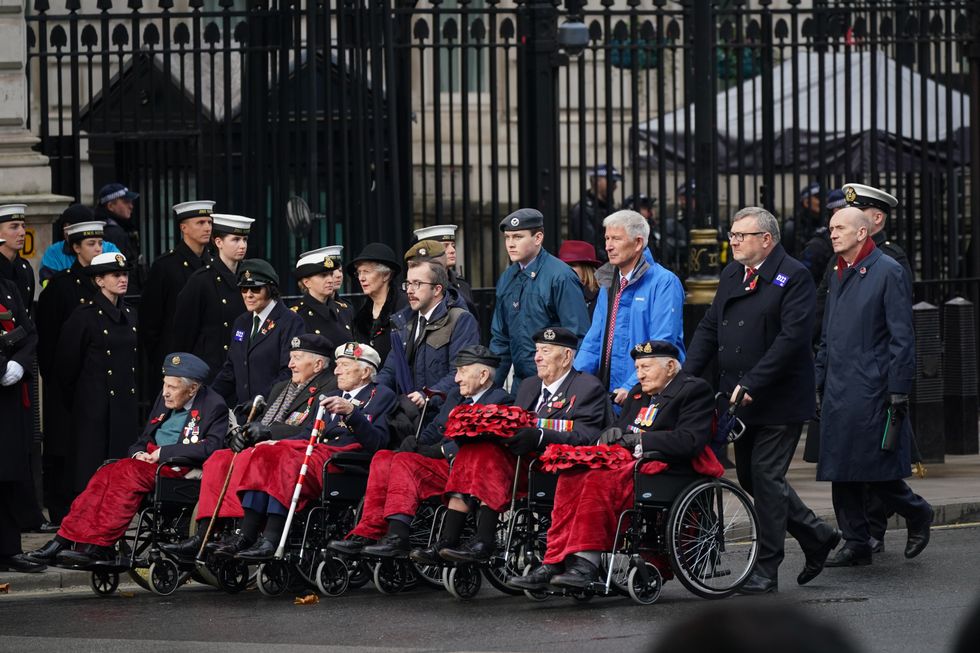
[315,556,350,597]
[411,561,445,589]
[347,558,372,589]
[257,560,292,597]
[215,559,250,594]
[601,553,632,595]
[666,478,759,599]
[444,565,482,601]
[373,559,409,594]
[520,564,550,602]
[149,558,182,596]
[90,569,119,596]
[627,562,663,605]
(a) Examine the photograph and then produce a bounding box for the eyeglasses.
[727,231,766,242]
[240,287,265,295]
[401,280,438,291]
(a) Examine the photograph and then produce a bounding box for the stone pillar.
[0,0,71,291]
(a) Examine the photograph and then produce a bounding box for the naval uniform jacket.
[35,262,97,454]
[0,252,35,315]
[513,369,613,447]
[171,258,245,381]
[0,278,38,482]
[140,240,211,374]
[210,301,306,407]
[617,371,715,460]
[127,385,229,465]
[290,292,354,348]
[263,369,339,441]
[684,242,816,426]
[56,292,139,491]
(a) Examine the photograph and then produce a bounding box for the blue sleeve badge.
[773,273,789,287]
[234,330,245,342]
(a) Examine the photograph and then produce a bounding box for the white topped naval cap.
[172,200,216,221]
[0,204,28,223]
[413,224,458,242]
[211,213,254,236]
[64,220,107,242]
[842,183,898,212]
[335,341,382,370]
[295,245,344,278]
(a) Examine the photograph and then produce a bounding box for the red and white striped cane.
[274,396,328,559]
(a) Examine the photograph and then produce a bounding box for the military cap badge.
[171,355,181,365]
[324,258,334,269]
[543,328,556,341]
[418,248,427,256]
[291,337,301,348]
[844,186,857,203]
[510,217,520,227]
[115,254,125,267]
[243,270,252,280]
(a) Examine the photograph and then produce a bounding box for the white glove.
[1,360,24,386]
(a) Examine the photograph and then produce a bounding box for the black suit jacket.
[317,383,398,452]
[419,385,514,456]
[617,371,715,459]
[128,385,229,464]
[265,369,338,441]
[684,243,816,425]
[514,368,613,446]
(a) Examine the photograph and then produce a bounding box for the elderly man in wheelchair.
[26,353,228,567]
[507,340,735,594]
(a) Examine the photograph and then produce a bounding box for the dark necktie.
[743,266,756,283]
[407,315,427,362]
[250,314,261,342]
[536,388,552,413]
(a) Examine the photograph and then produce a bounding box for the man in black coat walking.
[685,206,839,594]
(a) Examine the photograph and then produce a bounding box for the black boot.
[328,535,376,556]
[361,519,411,558]
[23,536,69,564]
[56,543,115,567]
[160,534,203,559]
[411,509,464,565]
[549,555,599,589]
[235,536,277,561]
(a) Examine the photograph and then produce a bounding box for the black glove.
[598,427,642,449]
[889,394,909,423]
[233,400,266,423]
[417,443,445,459]
[505,428,543,457]
[228,427,249,453]
[815,390,823,420]
[244,422,272,445]
[399,436,419,453]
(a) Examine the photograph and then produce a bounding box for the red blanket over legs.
[235,440,360,511]
[348,450,397,540]
[443,441,526,512]
[58,459,183,547]
[197,448,254,520]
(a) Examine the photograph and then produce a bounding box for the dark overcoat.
[263,369,338,441]
[815,248,914,482]
[128,385,229,464]
[513,369,613,446]
[0,279,38,481]
[289,293,354,348]
[617,371,715,459]
[317,383,398,452]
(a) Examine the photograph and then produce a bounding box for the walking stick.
[413,386,447,440]
[195,394,266,562]
[275,397,329,559]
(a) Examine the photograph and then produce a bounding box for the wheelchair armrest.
[329,451,373,465]
[640,450,670,462]
[159,456,199,468]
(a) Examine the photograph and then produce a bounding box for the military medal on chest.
[181,409,202,444]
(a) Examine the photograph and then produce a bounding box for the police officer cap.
[623,193,654,210]
[172,200,216,222]
[295,246,343,279]
[532,326,578,350]
[798,181,821,201]
[237,259,279,288]
[65,220,106,243]
[0,204,27,224]
[335,341,382,370]
[413,224,457,242]
[404,239,446,262]
[676,179,695,195]
[826,189,847,211]
[290,334,334,359]
[162,352,210,382]
[98,183,139,205]
[499,208,544,232]
[453,345,501,369]
[86,252,132,276]
[590,163,622,180]
[211,213,254,236]
[630,340,680,360]
[842,182,898,213]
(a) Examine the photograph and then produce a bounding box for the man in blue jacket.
[574,209,685,407]
[490,208,590,389]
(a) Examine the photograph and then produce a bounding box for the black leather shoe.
[23,538,67,564]
[905,510,932,559]
[738,571,778,594]
[438,539,495,564]
[549,556,599,590]
[361,533,410,558]
[869,537,885,554]
[798,529,842,585]
[0,554,47,573]
[235,536,276,562]
[410,541,452,566]
[328,535,375,556]
[160,534,203,558]
[212,531,255,558]
[825,546,872,567]
[508,564,559,591]
[56,544,115,567]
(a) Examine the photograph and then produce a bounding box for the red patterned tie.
[743,266,756,283]
[604,275,629,367]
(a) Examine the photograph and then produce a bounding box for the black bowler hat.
[162,352,210,382]
[499,208,544,232]
[532,326,578,350]
[290,334,334,358]
[630,340,680,360]
[453,345,502,369]
[346,242,402,277]
[237,259,279,288]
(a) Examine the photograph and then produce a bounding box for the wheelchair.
[250,450,371,598]
[515,452,760,605]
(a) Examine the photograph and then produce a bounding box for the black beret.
[453,345,501,369]
[532,326,578,349]
[162,352,210,382]
[290,333,333,358]
[630,340,680,360]
[237,259,279,287]
[499,208,544,232]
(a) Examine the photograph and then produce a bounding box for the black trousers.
[734,422,835,580]
[0,481,33,557]
[832,480,932,554]
[42,453,74,524]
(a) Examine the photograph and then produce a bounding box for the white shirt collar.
[468,387,490,404]
[343,384,369,401]
[254,299,277,325]
[541,369,573,397]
